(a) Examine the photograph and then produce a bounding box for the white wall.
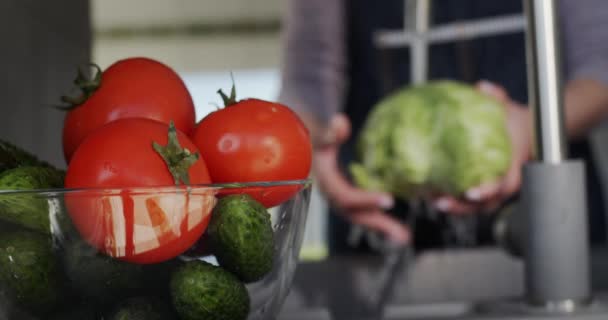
[91,0,284,73]
[92,0,285,29]
[92,34,282,73]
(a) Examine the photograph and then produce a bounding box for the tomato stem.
[55,63,103,110]
[152,121,200,185]
[217,72,238,107]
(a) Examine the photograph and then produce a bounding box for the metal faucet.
[522,0,591,308]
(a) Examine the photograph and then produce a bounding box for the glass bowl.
[0,180,312,320]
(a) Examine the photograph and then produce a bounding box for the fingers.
[334,187,395,211]
[433,180,504,215]
[311,114,407,243]
[315,155,406,243]
[315,156,394,211]
[477,80,510,104]
[433,196,478,215]
[314,113,352,149]
[465,182,502,213]
[331,113,351,144]
[439,169,522,215]
[314,113,414,245]
[348,209,411,244]
[499,164,523,198]
[465,181,502,202]
[313,124,394,212]
[478,170,521,213]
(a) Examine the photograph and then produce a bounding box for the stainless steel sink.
[280,248,608,320]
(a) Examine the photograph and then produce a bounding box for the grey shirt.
[279,0,608,126]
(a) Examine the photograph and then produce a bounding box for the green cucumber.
[0,139,53,173]
[61,240,147,306]
[0,230,65,315]
[0,166,65,233]
[106,296,177,320]
[208,194,275,283]
[170,261,250,320]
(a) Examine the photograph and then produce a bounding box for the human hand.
[433,80,533,215]
[305,113,411,244]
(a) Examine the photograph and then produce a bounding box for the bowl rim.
[0,179,313,196]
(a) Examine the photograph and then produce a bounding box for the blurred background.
[0,0,329,261]
[5,1,608,319]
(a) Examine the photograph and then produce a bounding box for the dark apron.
[329,0,606,254]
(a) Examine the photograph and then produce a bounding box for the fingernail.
[435,198,451,211]
[466,189,482,201]
[378,196,394,209]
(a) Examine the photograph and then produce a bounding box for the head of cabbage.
[350,80,512,200]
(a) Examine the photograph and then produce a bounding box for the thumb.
[331,113,351,145]
[314,113,351,148]
[477,80,510,105]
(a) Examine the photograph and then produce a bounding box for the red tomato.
[191,94,312,207]
[62,57,196,163]
[64,118,214,264]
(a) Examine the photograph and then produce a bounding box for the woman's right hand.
[307,113,411,245]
